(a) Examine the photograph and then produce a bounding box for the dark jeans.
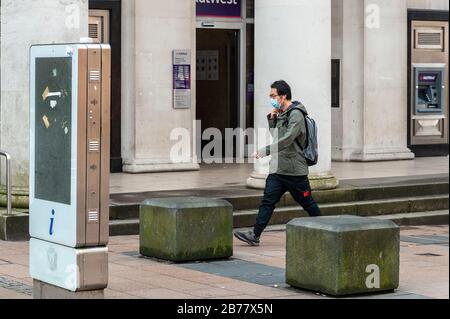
[254,174,321,237]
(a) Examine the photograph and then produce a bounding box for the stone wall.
[0,0,88,206]
[121,0,199,173]
[407,0,449,10]
[329,0,450,161]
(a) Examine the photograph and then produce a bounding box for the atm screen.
[415,68,444,114]
[418,85,439,107]
[34,57,72,205]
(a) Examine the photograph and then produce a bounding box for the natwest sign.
[196,0,242,18]
[419,73,438,82]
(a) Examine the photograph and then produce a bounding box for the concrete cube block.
[139,197,233,262]
[0,211,30,241]
[286,215,400,296]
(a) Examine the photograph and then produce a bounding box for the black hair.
[271,80,292,100]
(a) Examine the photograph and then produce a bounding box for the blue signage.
[173,65,191,90]
[49,209,55,236]
[196,0,242,18]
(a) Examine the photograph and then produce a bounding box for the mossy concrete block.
[1,188,30,209]
[139,197,233,262]
[0,211,30,241]
[286,215,400,296]
[309,174,339,191]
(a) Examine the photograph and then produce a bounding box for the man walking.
[234,80,321,246]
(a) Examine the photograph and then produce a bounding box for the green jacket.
[257,101,309,176]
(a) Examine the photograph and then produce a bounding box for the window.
[331,59,340,108]
[246,0,254,19]
[246,24,255,129]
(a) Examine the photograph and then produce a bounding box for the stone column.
[247,0,338,190]
[331,0,365,161]
[407,0,449,11]
[121,0,199,173]
[332,0,415,162]
[349,0,414,161]
[0,0,88,208]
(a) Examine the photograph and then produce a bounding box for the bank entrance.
[196,0,254,162]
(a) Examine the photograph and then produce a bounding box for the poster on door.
[197,50,219,81]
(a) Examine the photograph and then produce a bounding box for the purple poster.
[173,65,191,90]
[173,50,192,109]
[196,0,242,18]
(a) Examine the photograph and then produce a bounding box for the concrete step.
[373,211,449,226]
[232,194,449,228]
[109,219,139,237]
[236,211,450,231]
[109,180,449,221]
[282,181,448,210]
[109,194,449,236]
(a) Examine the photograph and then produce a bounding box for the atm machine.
[414,68,444,114]
[29,43,110,294]
[409,20,449,155]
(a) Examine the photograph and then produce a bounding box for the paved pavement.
[0,225,448,299]
[110,173,449,208]
[110,157,449,194]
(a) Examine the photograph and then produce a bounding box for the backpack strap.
[286,105,307,123]
[286,106,308,151]
[287,101,308,116]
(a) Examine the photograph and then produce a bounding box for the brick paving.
[0,225,448,299]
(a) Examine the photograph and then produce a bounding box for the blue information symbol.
[49,209,55,236]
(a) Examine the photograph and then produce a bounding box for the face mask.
[271,98,281,109]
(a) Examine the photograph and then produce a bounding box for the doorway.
[196,28,240,160]
[89,0,122,172]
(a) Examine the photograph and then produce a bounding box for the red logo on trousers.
[303,191,310,198]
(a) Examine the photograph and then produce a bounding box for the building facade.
[0,0,449,207]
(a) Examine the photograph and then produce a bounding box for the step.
[109,219,139,237]
[271,182,448,211]
[109,181,449,220]
[109,194,449,236]
[373,211,449,226]
[235,211,450,231]
[232,194,449,228]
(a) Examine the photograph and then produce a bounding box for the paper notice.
[42,87,49,101]
[42,87,62,101]
[50,100,57,109]
[42,115,50,129]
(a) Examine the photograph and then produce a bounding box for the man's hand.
[252,152,262,160]
[270,109,279,119]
